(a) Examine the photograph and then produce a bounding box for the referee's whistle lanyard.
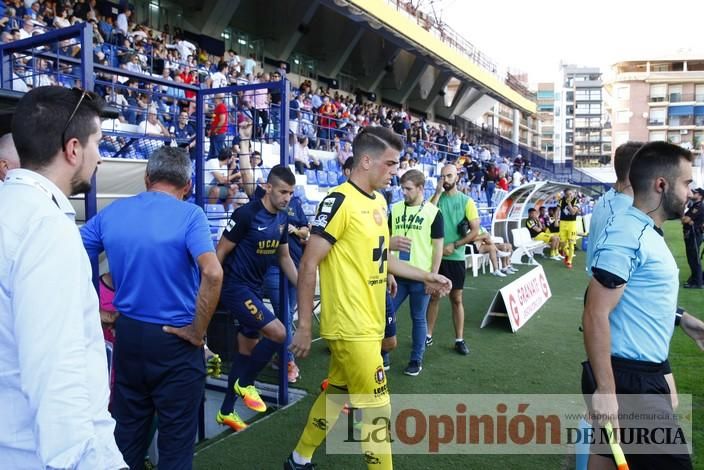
[402,201,425,238]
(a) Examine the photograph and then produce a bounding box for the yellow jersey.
[311,181,389,341]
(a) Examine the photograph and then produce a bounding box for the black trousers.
[112,315,205,470]
[581,358,692,470]
[684,230,702,286]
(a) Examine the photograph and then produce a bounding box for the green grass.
[194,223,703,469]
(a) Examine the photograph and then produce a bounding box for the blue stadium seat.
[317,170,329,187]
[204,204,226,240]
[294,185,306,201]
[327,171,338,187]
[305,169,317,185]
[325,159,339,172]
[391,187,402,203]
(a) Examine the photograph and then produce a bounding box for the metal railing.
[382,0,500,78]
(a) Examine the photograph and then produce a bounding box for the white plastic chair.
[464,243,490,277]
[510,228,548,265]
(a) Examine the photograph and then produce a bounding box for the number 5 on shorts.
[245,299,258,315]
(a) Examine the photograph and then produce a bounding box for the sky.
[439,0,704,87]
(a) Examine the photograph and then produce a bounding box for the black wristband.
[675,307,684,327]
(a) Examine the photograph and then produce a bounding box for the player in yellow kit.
[285,127,451,470]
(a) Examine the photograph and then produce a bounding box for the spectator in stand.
[18,15,34,39]
[497,172,509,191]
[171,110,196,152]
[251,73,270,140]
[511,167,523,189]
[205,148,238,208]
[243,52,257,77]
[210,61,228,89]
[138,106,170,137]
[318,96,337,150]
[208,93,228,160]
[124,53,143,74]
[115,6,130,44]
[483,163,499,206]
[293,136,322,174]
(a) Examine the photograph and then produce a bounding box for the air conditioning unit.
[680,129,688,135]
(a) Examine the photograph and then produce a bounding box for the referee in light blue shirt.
[81,147,223,470]
[585,141,643,275]
[582,141,697,469]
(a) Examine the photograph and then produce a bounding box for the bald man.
[427,164,482,355]
[0,133,20,184]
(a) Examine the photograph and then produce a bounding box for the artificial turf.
[194,222,703,469]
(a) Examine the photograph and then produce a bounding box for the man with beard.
[426,163,480,355]
[583,141,704,469]
[0,87,126,468]
[388,169,444,375]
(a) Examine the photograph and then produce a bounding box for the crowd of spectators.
[0,0,548,204]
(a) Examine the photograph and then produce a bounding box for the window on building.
[616,86,630,100]
[589,89,602,100]
[616,110,630,124]
[649,131,666,141]
[648,108,666,125]
[696,84,704,102]
[694,131,704,148]
[650,84,667,102]
[667,131,682,144]
[614,131,630,147]
[669,84,683,103]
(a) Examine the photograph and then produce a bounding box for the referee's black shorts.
[439,259,466,291]
[581,357,692,469]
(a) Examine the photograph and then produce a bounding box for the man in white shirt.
[116,7,130,38]
[0,86,126,469]
[210,61,228,89]
[138,107,170,137]
[0,133,20,184]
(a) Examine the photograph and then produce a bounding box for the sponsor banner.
[324,394,692,455]
[481,265,551,332]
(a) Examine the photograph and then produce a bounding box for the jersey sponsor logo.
[312,214,328,228]
[312,418,328,431]
[321,198,335,214]
[372,236,388,274]
[226,219,236,232]
[279,224,285,235]
[373,208,383,226]
[364,452,381,465]
[374,365,385,384]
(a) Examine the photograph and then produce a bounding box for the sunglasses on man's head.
[61,88,97,151]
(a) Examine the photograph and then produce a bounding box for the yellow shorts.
[559,220,578,243]
[327,339,389,408]
[534,232,553,244]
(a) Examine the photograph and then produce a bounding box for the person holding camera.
[426,164,479,355]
